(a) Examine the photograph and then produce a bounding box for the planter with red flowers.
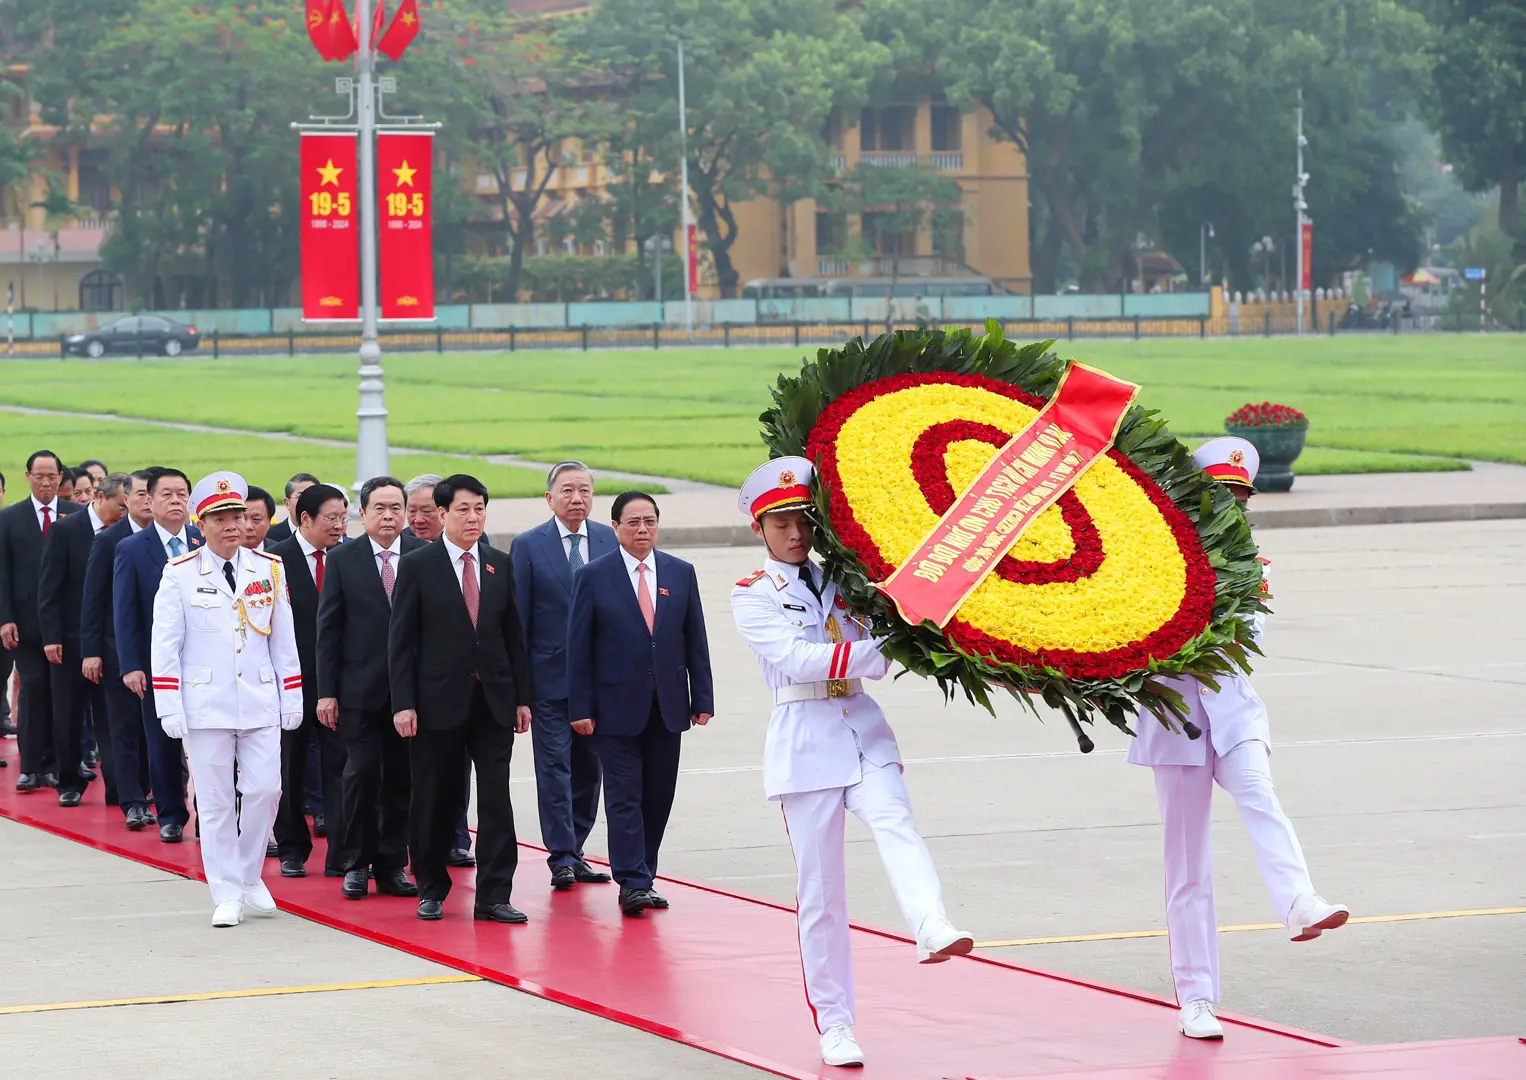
[1224,402,1308,492]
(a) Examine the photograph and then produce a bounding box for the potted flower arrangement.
[1224,402,1308,491]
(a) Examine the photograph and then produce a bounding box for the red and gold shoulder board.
[1256,556,1271,566]
[736,570,767,587]
[170,550,199,566]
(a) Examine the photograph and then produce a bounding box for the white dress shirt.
[619,545,656,600]
[555,517,591,564]
[369,535,402,577]
[295,532,329,585]
[154,520,191,556]
[31,495,60,532]
[443,536,477,592]
[87,504,106,535]
[129,518,146,534]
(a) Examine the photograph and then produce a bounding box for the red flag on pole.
[306,0,336,60]
[377,0,421,61]
[326,0,359,62]
[377,131,436,320]
[370,0,387,47]
[299,133,360,320]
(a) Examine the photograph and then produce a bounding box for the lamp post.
[1294,90,1309,336]
[352,0,389,488]
[676,38,694,339]
[1199,222,1214,289]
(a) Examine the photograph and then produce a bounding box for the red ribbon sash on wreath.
[877,363,1140,628]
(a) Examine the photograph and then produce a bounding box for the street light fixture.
[1294,91,1310,335]
[1199,222,1214,288]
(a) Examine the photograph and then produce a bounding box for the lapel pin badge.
[485,563,496,575]
[658,587,670,597]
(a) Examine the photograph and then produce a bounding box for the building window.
[78,269,124,312]
[859,106,913,152]
[931,106,962,152]
[815,210,846,255]
[862,212,912,256]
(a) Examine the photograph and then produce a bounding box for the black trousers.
[274,715,345,868]
[332,705,411,873]
[409,685,517,906]
[102,656,150,813]
[141,688,189,828]
[47,642,93,796]
[594,700,682,892]
[12,641,57,775]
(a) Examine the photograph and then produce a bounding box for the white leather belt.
[775,679,863,705]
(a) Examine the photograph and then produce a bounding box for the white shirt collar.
[296,531,319,558]
[31,495,59,515]
[369,535,402,557]
[619,546,654,574]
[555,517,589,541]
[87,505,105,533]
[129,518,146,533]
[154,521,188,547]
[443,535,475,564]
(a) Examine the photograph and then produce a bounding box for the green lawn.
[1,335,1519,486]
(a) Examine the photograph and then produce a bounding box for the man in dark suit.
[268,482,348,877]
[316,476,422,900]
[568,491,714,916]
[39,471,128,806]
[263,472,318,546]
[82,468,157,828]
[511,460,615,890]
[243,486,275,551]
[0,450,84,787]
[389,474,532,924]
[0,467,11,743]
[113,467,202,841]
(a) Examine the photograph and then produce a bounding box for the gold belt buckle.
[827,679,850,699]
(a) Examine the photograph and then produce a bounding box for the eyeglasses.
[619,517,658,529]
[316,512,347,525]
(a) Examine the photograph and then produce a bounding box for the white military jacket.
[731,557,900,799]
[1128,558,1273,767]
[150,545,302,730]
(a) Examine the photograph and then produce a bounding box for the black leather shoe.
[279,858,307,877]
[619,888,655,916]
[312,814,326,838]
[160,823,184,843]
[78,763,97,781]
[84,748,101,768]
[0,718,16,736]
[551,866,576,891]
[125,805,150,831]
[374,868,419,897]
[16,772,41,792]
[417,899,444,920]
[265,841,279,858]
[41,771,60,789]
[323,867,345,878]
[341,870,369,899]
[474,902,528,924]
[573,860,613,884]
[647,890,670,910]
[445,848,476,868]
[58,790,83,808]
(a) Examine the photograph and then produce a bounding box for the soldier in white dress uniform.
[1129,437,1349,1039]
[730,457,973,1069]
[150,472,303,927]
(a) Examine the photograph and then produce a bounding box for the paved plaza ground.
[2,519,1522,1078]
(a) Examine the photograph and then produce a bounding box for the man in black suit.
[268,482,348,877]
[568,491,714,915]
[82,468,157,827]
[389,474,532,924]
[39,471,128,806]
[243,486,275,551]
[510,460,615,890]
[316,476,422,900]
[263,472,318,546]
[0,450,83,787]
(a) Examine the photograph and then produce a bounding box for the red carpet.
[3,741,1516,1079]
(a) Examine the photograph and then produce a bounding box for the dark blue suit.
[511,517,617,870]
[113,523,202,829]
[82,519,152,814]
[567,548,713,891]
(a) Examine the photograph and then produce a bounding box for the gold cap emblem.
[1228,450,1245,467]
[216,478,231,493]
[778,470,797,487]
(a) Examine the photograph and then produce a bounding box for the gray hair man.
[404,474,444,543]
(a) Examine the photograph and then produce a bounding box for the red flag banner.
[370,0,387,47]
[876,363,1140,628]
[326,0,359,61]
[1300,221,1313,292]
[377,131,435,320]
[686,223,699,294]
[300,133,359,321]
[306,0,335,60]
[377,0,420,61]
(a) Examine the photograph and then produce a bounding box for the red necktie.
[636,563,655,633]
[461,551,480,628]
[379,550,394,604]
[313,548,325,593]
[40,506,51,536]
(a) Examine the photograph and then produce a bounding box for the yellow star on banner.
[317,159,343,187]
[392,160,417,187]
[402,11,417,25]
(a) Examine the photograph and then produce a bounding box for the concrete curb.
[488,501,1526,550]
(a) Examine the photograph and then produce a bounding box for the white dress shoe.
[916,912,975,964]
[211,900,244,928]
[1179,999,1224,1039]
[820,1025,864,1067]
[1286,893,1350,942]
[243,881,277,917]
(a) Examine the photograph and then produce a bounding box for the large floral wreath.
[760,324,1266,749]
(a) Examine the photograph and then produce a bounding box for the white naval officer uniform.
[1128,438,1342,1016]
[730,457,970,1055]
[151,475,302,917]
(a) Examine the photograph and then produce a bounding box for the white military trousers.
[779,758,946,1032]
[182,727,283,905]
[1152,739,1314,1005]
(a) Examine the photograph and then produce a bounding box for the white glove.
[280,711,303,731]
[160,713,189,740]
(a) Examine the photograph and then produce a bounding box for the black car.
[64,314,201,358]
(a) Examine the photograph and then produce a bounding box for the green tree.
[0,120,46,308]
